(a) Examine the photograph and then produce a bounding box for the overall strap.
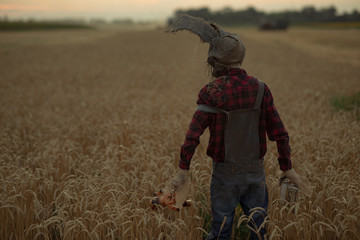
[196,104,228,114]
[254,81,265,109]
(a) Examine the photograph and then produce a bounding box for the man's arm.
[163,89,211,209]
[263,85,292,171]
[263,84,309,193]
[179,110,210,170]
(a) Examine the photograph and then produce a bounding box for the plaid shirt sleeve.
[179,111,210,170]
[263,85,292,171]
[179,86,212,170]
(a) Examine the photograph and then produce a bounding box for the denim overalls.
[197,81,268,240]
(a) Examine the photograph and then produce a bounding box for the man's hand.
[281,168,302,186]
[150,168,191,212]
[168,168,190,207]
[281,168,310,195]
[168,168,189,191]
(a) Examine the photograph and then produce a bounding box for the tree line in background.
[168,5,360,27]
[0,5,359,31]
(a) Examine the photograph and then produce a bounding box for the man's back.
[199,68,260,111]
[180,68,291,172]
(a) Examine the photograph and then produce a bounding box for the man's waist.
[213,158,264,173]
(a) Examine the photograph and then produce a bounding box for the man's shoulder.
[197,77,229,106]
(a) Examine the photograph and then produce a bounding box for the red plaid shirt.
[180,68,292,171]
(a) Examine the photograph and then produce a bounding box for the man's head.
[207,34,246,77]
[168,14,246,77]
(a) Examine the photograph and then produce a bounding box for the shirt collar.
[228,68,246,75]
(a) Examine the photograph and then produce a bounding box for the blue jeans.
[207,167,268,240]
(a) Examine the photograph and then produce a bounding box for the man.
[167,15,304,240]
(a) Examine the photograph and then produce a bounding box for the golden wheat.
[0,27,359,239]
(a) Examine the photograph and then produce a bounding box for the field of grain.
[0,26,359,239]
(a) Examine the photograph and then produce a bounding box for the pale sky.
[1,0,359,21]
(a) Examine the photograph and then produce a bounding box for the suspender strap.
[254,81,264,109]
[196,104,228,114]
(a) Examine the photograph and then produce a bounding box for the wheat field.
[0,26,359,240]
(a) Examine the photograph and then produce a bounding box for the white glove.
[167,168,190,208]
[281,169,302,186]
[281,168,310,195]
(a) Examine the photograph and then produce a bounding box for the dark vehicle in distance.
[259,19,289,30]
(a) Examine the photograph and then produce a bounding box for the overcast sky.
[1,0,359,21]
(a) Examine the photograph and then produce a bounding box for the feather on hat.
[167,14,246,67]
